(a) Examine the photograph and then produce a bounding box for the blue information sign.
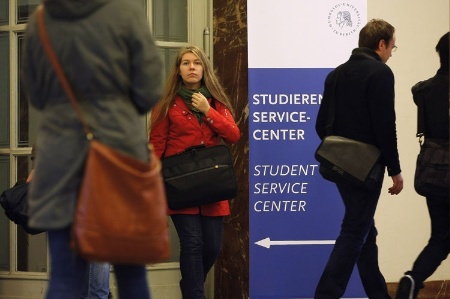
[248,1,367,298]
[249,68,366,298]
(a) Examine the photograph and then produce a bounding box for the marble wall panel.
[213,0,249,298]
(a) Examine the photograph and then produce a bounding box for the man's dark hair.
[358,19,395,50]
[435,32,449,70]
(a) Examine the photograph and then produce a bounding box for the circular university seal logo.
[327,2,362,36]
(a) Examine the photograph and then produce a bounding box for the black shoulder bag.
[314,68,384,190]
[413,97,449,197]
[0,181,45,235]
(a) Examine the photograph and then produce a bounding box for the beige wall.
[368,0,449,282]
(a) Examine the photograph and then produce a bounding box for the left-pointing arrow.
[255,237,335,249]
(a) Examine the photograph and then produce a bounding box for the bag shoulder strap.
[325,67,341,136]
[416,96,426,138]
[36,5,93,140]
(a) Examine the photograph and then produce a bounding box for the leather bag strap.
[324,66,341,136]
[416,96,425,145]
[36,5,93,140]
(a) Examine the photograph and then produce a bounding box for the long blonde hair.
[151,46,234,127]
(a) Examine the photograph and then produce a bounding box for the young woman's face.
[179,52,204,89]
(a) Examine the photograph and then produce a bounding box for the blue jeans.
[314,181,390,299]
[46,227,151,299]
[408,194,450,293]
[171,214,224,299]
[81,263,110,299]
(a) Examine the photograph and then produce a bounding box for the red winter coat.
[149,95,241,216]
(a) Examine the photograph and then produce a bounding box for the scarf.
[179,86,212,124]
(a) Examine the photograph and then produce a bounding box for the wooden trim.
[387,280,450,299]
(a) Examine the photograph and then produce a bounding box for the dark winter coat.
[412,68,449,140]
[22,0,163,229]
[316,47,401,176]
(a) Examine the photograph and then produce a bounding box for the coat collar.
[349,47,382,62]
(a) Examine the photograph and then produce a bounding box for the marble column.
[213,0,249,298]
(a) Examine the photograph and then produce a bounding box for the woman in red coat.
[149,46,240,299]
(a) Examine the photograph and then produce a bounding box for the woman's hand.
[191,92,210,115]
[26,169,34,182]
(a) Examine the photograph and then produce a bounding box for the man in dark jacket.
[314,19,404,299]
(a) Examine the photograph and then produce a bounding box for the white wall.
[368,0,449,282]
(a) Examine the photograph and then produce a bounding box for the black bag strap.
[325,67,341,136]
[416,96,426,145]
[325,52,378,136]
[36,5,93,141]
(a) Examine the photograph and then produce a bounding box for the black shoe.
[395,275,415,299]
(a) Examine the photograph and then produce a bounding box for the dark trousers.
[314,181,390,299]
[409,194,450,293]
[171,214,224,299]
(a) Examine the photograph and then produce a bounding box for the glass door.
[0,0,212,297]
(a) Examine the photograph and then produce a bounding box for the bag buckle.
[417,133,424,146]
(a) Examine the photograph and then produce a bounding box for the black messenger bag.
[161,145,238,210]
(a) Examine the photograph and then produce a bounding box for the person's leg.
[409,195,449,294]
[80,263,110,299]
[314,183,383,299]
[171,214,206,299]
[201,216,224,280]
[81,264,90,298]
[357,224,390,299]
[46,227,87,299]
[114,264,150,299]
